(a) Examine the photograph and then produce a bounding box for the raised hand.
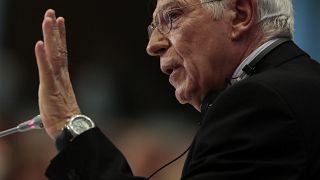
[35,9,81,140]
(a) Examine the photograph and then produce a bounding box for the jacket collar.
[253,41,308,74]
[200,41,308,116]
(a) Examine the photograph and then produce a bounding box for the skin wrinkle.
[168,11,200,105]
[147,0,265,111]
[35,9,82,139]
[150,0,224,110]
[175,15,203,103]
[188,10,228,103]
[152,0,179,18]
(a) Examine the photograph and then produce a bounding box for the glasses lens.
[148,10,173,38]
[147,25,154,38]
[160,11,171,34]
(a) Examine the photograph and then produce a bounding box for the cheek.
[183,61,200,82]
[171,27,210,89]
[170,21,203,56]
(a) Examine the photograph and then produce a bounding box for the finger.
[57,17,67,49]
[45,9,66,53]
[44,9,56,20]
[35,41,56,90]
[43,9,60,46]
[57,17,68,67]
[42,16,59,58]
[42,10,67,73]
[35,40,50,78]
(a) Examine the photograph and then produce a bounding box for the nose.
[146,30,170,57]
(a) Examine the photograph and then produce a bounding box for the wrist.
[55,114,95,151]
[65,115,95,138]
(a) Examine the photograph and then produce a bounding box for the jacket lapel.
[253,41,308,75]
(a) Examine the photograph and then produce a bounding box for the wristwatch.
[65,114,95,138]
[56,114,95,151]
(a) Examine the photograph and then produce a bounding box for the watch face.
[70,117,93,135]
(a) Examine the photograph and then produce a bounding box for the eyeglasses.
[147,0,220,38]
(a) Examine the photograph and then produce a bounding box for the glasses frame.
[147,0,220,38]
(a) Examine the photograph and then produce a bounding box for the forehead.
[152,0,199,15]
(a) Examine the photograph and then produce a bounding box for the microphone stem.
[0,115,43,138]
[0,127,19,138]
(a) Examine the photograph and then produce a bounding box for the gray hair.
[201,0,294,39]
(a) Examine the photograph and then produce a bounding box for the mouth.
[161,63,182,76]
[160,59,183,87]
[169,66,183,85]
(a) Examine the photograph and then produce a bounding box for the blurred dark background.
[1,0,199,123]
[0,0,319,179]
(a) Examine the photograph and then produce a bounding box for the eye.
[166,8,183,22]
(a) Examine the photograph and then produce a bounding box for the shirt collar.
[229,38,279,85]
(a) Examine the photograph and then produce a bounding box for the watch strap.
[55,114,95,152]
[55,128,73,152]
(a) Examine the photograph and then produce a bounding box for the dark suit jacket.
[46,41,320,180]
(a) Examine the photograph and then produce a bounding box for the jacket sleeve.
[182,80,306,180]
[45,128,147,180]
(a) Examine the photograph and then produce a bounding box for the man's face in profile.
[147,0,234,111]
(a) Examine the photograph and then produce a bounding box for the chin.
[175,88,188,105]
[175,91,201,111]
[175,84,199,107]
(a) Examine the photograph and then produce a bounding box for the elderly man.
[35,0,320,179]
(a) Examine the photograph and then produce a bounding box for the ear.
[229,0,256,40]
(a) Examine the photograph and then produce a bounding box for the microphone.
[0,115,43,138]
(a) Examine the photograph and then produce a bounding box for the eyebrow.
[153,0,183,16]
[161,1,181,10]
